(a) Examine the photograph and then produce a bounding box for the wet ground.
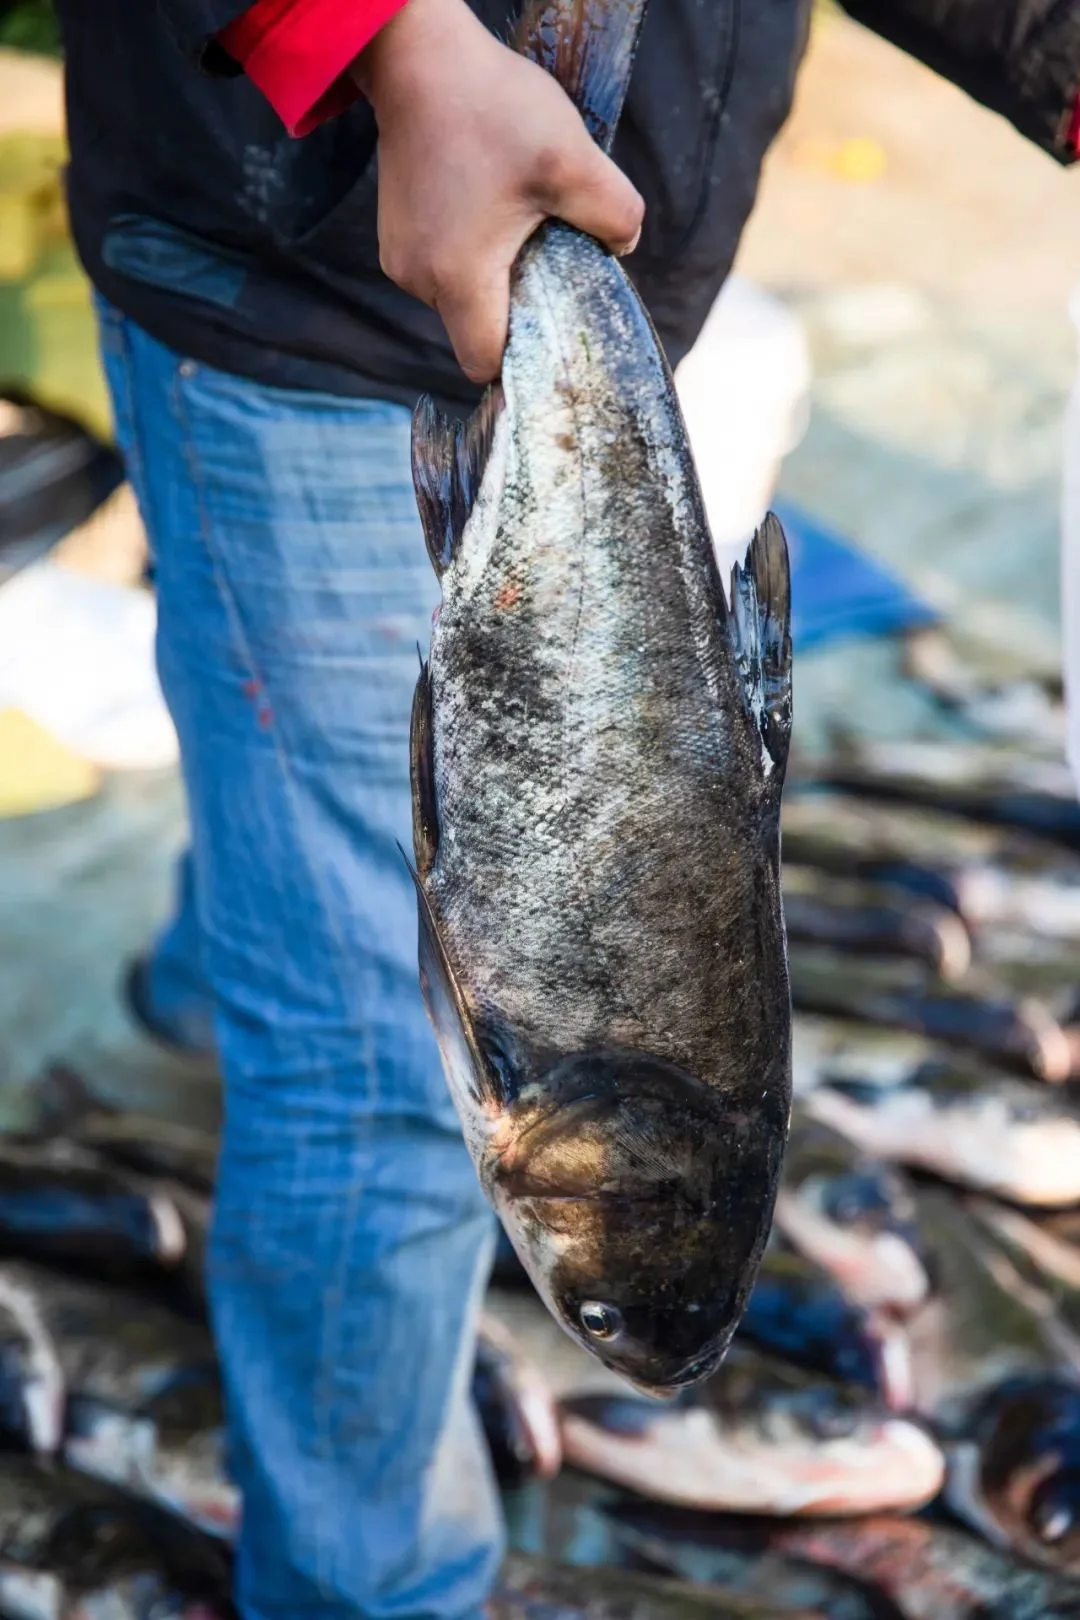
[0,10,1077,1113]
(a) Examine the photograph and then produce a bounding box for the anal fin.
[729,512,793,790]
[412,385,504,577]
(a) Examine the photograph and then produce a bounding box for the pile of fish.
[3,736,1080,1615]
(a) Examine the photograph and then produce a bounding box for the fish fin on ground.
[410,661,439,878]
[514,0,648,154]
[728,511,793,792]
[400,848,509,1111]
[412,386,505,578]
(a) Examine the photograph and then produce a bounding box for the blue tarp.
[775,499,939,653]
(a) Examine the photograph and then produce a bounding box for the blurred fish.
[0,1452,234,1619]
[559,1345,942,1516]
[902,625,1066,754]
[606,1503,909,1619]
[31,1066,218,1197]
[740,1244,910,1410]
[773,1107,926,1312]
[490,1552,827,1620]
[906,1187,1080,1574]
[408,0,793,1394]
[788,946,1072,1082]
[970,1202,1080,1358]
[782,792,1080,939]
[806,1062,1080,1207]
[0,1261,216,1456]
[781,868,970,981]
[474,1312,562,1489]
[0,1137,191,1273]
[815,738,1080,852]
[731,1514,1080,1620]
[64,1386,236,1542]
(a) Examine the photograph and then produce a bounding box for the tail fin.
[514,0,649,153]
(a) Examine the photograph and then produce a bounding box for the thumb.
[534,137,644,256]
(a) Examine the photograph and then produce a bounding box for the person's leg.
[96,300,501,1620]
[126,849,218,1057]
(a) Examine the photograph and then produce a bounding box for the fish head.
[559,1365,943,1516]
[779,1158,928,1313]
[969,1376,1080,1574]
[486,1050,786,1393]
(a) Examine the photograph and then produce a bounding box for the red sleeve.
[1070,91,1080,158]
[218,0,407,137]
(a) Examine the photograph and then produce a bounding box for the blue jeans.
[96,301,501,1620]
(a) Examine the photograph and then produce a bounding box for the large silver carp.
[408,0,793,1393]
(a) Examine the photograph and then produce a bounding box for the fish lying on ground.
[558,1344,942,1516]
[0,1452,234,1619]
[626,1511,1080,1620]
[787,946,1073,1082]
[814,738,1080,852]
[739,1244,910,1410]
[781,791,1080,938]
[0,1259,216,1456]
[407,0,792,1393]
[901,625,1066,753]
[969,1201,1080,1364]
[781,867,970,981]
[773,1107,926,1313]
[474,1311,563,1488]
[0,1137,191,1272]
[905,1186,1080,1574]
[489,1552,826,1620]
[29,1065,218,1196]
[805,1061,1080,1207]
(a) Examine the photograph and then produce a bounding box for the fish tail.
[514,0,649,153]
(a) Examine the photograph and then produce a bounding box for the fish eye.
[1030,1476,1080,1545]
[808,1399,860,1441]
[579,1301,623,1341]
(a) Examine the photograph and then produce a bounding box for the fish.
[781,868,970,981]
[773,1107,926,1312]
[30,1066,219,1197]
[64,1387,237,1542]
[969,1201,1080,1361]
[0,1260,217,1456]
[781,791,1080,940]
[490,1552,828,1620]
[814,738,1080,852]
[474,1311,563,1488]
[806,1061,1080,1208]
[901,624,1066,752]
[656,1513,1080,1620]
[739,1244,910,1410]
[0,1452,234,1619]
[407,0,793,1393]
[787,946,1073,1082]
[904,1186,1080,1574]
[605,1504,912,1619]
[0,1137,191,1273]
[558,1345,943,1516]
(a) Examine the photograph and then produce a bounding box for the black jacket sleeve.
[153,0,250,73]
[838,0,1080,164]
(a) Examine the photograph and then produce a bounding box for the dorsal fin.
[412,385,504,577]
[728,512,793,793]
[514,0,649,154]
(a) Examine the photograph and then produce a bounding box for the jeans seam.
[170,366,381,1597]
[97,304,151,508]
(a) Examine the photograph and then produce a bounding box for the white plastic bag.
[675,275,812,580]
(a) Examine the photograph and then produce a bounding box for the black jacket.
[56,0,1080,412]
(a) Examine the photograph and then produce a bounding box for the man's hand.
[351,0,643,384]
